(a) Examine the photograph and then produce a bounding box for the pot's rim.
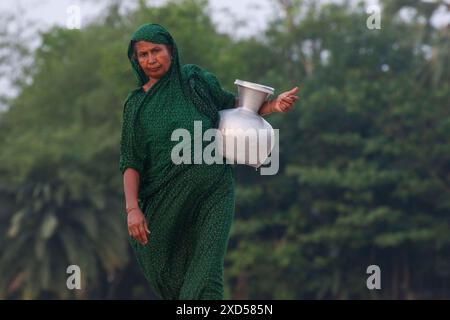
[234,79,274,95]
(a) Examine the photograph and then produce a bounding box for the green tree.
[1,0,448,299]
[0,0,244,299]
[226,0,450,299]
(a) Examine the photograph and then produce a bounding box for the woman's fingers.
[281,97,296,104]
[138,224,148,245]
[274,89,299,112]
[142,222,149,244]
[278,96,298,108]
[280,101,294,111]
[280,99,293,108]
[279,93,299,110]
[135,225,144,244]
[129,224,145,245]
[145,223,151,234]
[283,94,299,101]
[130,226,138,241]
[288,86,300,95]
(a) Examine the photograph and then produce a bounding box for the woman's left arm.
[259,86,300,116]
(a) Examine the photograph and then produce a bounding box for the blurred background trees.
[0,0,448,299]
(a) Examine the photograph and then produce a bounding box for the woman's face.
[135,41,172,80]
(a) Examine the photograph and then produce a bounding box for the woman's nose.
[149,55,157,64]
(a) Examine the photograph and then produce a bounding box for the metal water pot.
[218,80,275,168]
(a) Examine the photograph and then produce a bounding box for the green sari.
[119,23,236,299]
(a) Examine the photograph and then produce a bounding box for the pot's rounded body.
[218,80,275,168]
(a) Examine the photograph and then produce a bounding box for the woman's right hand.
[127,208,150,245]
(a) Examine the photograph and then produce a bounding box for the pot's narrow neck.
[234,79,274,117]
[239,104,261,114]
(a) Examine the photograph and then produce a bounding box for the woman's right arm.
[120,95,150,245]
[123,167,150,245]
[123,168,140,211]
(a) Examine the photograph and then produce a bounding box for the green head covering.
[127,23,180,87]
[124,23,235,137]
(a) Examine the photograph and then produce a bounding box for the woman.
[119,23,299,300]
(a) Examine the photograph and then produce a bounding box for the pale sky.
[1,0,447,34]
[0,0,276,104]
[0,0,276,37]
[0,0,448,106]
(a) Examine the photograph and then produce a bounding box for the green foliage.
[0,0,449,299]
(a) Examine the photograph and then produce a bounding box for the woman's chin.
[146,71,164,79]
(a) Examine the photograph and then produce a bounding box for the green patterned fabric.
[119,23,236,299]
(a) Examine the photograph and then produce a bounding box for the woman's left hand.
[272,86,300,113]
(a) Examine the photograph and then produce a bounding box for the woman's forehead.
[135,41,166,51]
